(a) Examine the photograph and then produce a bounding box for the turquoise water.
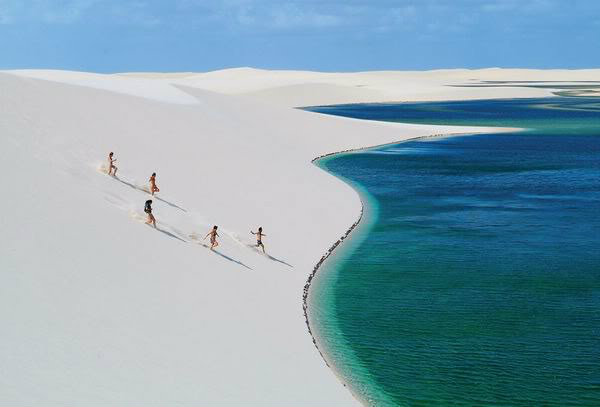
[307,98,600,406]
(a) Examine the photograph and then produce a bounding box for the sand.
[123,67,600,107]
[1,67,595,405]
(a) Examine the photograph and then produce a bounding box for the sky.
[1,0,599,72]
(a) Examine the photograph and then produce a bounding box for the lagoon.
[308,98,600,406]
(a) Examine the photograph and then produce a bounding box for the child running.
[149,172,160,196]
[108,152,118,176]
[204,225,220,250]
[144,199,156,228]
[250,227,266,253]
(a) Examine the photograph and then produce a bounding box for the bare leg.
[261,243,265,254]
[113,166,118,176]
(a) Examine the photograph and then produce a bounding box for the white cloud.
[222,2,344,29]
[481,1,516,12]
[109,2,162,27]
[0,0,99,24]
[0,0,163,26]
[41,0,98,24]
[390,5,417,23]
[0,12,12,24]
[0,0,19,24]
[268,4,342,28]
[481,0,556,13]
[0,0,592,36]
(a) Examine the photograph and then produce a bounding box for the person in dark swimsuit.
[250,227,266,253]
[144,199,156,228]
[108,152,118,176]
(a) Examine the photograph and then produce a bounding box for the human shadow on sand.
[154,196,187,212]
[266,254,293,268]
[146,223,187,243]
[197,243,252,270]
[157,227,187,243]
[113,176,187,212]
[113,175,141,191]
[213,250,253,270]
[246,244,293,268]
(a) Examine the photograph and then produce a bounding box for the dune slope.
[155,67,600,107]
[0,70,517,405]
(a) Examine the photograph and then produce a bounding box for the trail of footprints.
[98,164,277,267]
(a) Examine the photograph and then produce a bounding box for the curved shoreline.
[301,130,518,405]
[302,159,367,403]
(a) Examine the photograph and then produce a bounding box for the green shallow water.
[307,98,600,407]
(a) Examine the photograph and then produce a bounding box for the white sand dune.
[0,68,595,405]
[135,67,600,107]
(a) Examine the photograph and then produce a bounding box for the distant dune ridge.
[0,68,596,405]
[124,67,600,106]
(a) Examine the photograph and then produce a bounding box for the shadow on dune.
[113,175,139,191]
[213,250,253,270]
[144,223,187,243]
[157,227,187,243]
[266,254,293,268]
[113,176,186,212]
[196,242,253,270]
[154,196,187,212]
[246,244,293,268]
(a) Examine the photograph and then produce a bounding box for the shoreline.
[303,98,600,407]
[308,131,507,162]
[302,157,368,404]
[302,128,524,405]
[300,91,600,110]
[4,68,563,405]
[299,95,553,109]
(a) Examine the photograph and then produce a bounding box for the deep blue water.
[307,98,600,406]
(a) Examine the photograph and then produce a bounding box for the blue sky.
[1,0,599,72]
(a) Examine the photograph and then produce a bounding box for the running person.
[250,227,266,253]
[144,199,156,228]
[149,172,160,196]
[204,225,220,250]
[108,152,118,176]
